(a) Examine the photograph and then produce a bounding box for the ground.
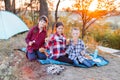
[0,32,120,80]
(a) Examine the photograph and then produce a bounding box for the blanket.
[38,55,109,68]
[16,47,109,68]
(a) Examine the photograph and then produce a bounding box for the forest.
[0,0,120,49]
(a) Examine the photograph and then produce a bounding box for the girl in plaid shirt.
[66,28,94,67]
[46,22,73,64]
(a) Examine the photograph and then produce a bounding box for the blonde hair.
[71,27,80,33]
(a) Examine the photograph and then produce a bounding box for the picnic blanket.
[16,47,109,68]
[38,55,109,68]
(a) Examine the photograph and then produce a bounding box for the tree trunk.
[11,0,16,13]
[39,0,48,17]
[81,26,86,39]
[55,0,60,23]
[4,0,16,13]
[4,0,11,12]
[51,0,60,33]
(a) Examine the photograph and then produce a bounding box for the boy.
[66,27,94,67]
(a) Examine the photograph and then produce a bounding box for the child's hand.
[66,39,70,45]
[39,48,49,57]
[81,50,85,56]
[39,48,46,53]
[85,55,92,59]
[28,40,35,46]
[45,37,49,43]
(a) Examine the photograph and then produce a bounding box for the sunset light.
[0,0,120,80]
[89,0,98,11]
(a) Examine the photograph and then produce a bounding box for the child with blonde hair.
[66,27,94,67]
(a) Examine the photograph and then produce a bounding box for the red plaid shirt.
[46,33,66,59]
[25,25,46,53]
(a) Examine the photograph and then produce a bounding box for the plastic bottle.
[93,49,98,59]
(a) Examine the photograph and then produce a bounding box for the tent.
[0,11,29,39]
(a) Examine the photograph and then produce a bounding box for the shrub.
[19,15,34,29]
[88,24,120,49]
[104,29,120,49]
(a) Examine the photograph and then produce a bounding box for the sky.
[0,0,86,10]
[0,0,120,11]
[89,0,98,11]
[0,0,75,10]
[0,0,30,10]
[16,0,30,9]
[50,0,75,10]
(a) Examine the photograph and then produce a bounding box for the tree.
[66,0,120,39]
[55,0,60,23]
[47,0,62,33]
[52,0,61,33]
[39,0,48,17]
[4,0,16,13]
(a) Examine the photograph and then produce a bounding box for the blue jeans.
[27,50,47,61]
[82,59,94,68]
